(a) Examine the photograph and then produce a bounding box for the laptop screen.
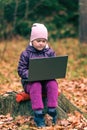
[28,56,68,82]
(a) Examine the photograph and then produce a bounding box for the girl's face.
[32,38,47,51]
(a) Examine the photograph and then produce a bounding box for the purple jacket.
[18,45,56,86]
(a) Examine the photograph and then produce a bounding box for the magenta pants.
[24,80,58,110]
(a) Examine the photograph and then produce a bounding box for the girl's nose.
[39,41,43,45]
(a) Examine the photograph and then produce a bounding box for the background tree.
[0,0,78,40]
[79,0,87,43]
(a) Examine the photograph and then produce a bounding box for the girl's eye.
[42,40,46,42]
[36,39,46,42]
[37,40,40,42]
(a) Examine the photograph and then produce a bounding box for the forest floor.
[0,38,87,130]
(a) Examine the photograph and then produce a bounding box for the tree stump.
[0,92,86,119]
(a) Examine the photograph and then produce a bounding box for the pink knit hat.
[30,23,48,42]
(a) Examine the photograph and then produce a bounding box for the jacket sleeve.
[18,51,29,79]
[49,48,56,57]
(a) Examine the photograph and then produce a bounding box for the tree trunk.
[79,0,87,43]
[0,92,86,119]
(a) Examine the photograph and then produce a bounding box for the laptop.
[28,55,68,82]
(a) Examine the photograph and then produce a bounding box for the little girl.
[18,23,58,128]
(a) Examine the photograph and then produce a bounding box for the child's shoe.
[47,108,57,124]
[34,110,45,128]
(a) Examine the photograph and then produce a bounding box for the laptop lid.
[28,56,68,81]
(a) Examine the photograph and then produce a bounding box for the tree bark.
[79,0,87,43]
[0,92,86,119]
